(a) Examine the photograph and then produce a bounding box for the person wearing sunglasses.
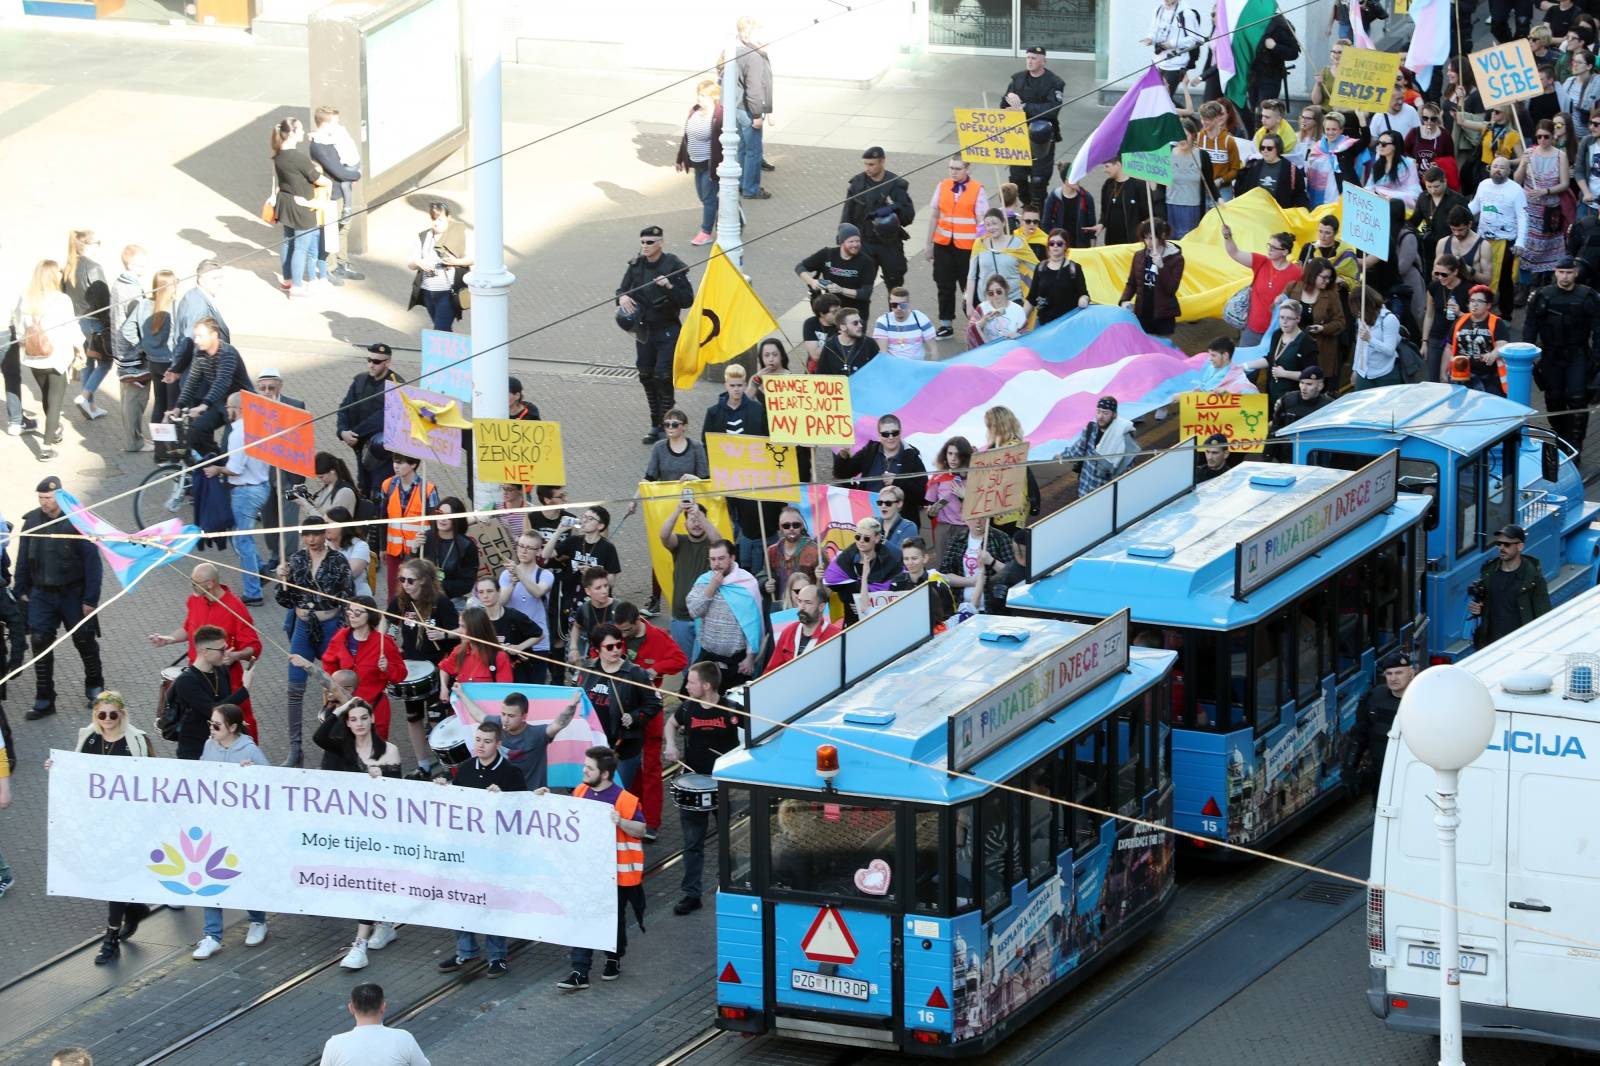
[1405,112,1459,191]
[1364,133,1421,211]
[616,225,694,445]
[335,343,405,496]
[1026,228,1090,325]
[385,556,458,780]
[822,518,903,626]
[169,625,255,761]
[1234,133,1305,210]
[763,506,818,601]
[193,702,270,961]
[875,486,918,550]
[833,414,929,528]
[871,287,939,361]
[1514,118,1573,287]
[48,691,154,964]
[405,200,472,332]
[576,622,662,794]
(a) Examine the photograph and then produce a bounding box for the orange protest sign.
[242,392,315,476]
[961,444,1030,520]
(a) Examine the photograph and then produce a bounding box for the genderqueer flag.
[1215,0,1279,108]
[1066,67,1184,185]
[672,245,779,389]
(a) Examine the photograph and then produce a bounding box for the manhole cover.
[583,365,639,381]
[1294,880,1361,906]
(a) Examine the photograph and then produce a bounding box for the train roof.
[1453,583,1600,722]
[1275,382,1530,456]
[1008,461,1431,628]
[714,616,1176,805]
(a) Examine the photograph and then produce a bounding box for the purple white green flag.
[1066,66,1185,185]
[1215,0,1279,107]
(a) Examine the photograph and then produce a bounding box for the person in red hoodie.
[607,601,688,842]
[765,583,842,673]
[439,605,516,705]
[148,562,263,743]
[306,597,406,738]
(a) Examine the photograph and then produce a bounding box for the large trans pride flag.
[847,306,1257,460]
[450,684,610,790]
[57,489,201,588]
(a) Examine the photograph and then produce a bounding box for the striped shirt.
[685,109,713,163]
[872,309,936,359]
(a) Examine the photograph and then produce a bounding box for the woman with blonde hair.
[131,268,179,439]
[982,405,1034,533]
[677,79,724,246]
[11,259,82,459]
[44,692,156,964]
[63,229,113,422]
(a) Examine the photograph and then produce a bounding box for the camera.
[1468,580,1486,602]
[285,483,313,503]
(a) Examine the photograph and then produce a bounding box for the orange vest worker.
[381,475,437,558]
[933,179,982,249]
[575,782,645,886]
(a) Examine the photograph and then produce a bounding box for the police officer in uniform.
[1345,651,1414,801]
[14,477,103,719]
[1270,364,1333,458]
[841,146,916,292]
[1522,255,1600,452]
[1000,46,1067,211]
[617,226,694,445]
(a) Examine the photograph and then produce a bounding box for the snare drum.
[388,659,439,723]
[428,716,473,768]
[671,773,718,813]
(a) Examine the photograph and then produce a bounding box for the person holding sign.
[1121,219,1185,339]
[941,517,1015,611]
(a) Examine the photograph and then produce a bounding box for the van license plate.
[1407,946,1489,975]
[792,970,870,1001]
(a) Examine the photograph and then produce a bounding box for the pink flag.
[1348,0,1374,48]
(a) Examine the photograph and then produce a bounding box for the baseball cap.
[862,146,885,159]
[1494,524,1527,543]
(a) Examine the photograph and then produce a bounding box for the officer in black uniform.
[1345,651,1414,801]
[616,225,695,445]
[1270,364,1333,458]
[1522,255,1600,452]
[14,476,103,720]
[841,146,916,291]
[1000,46,1066,210]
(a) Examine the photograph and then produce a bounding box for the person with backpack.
[167,625,254,761]
[62,229,113,423]
[10,260,82,461]
[1142,0,1204,96]
[1249,13,1300,113]
[109,245,153,454]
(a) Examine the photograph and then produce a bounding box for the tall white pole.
[467,0,514,514]
[1434,767,1465,1066]
[717,31,745,268]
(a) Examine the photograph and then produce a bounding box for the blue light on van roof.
[1127,543,1175,559]
[1248,472,1298,488]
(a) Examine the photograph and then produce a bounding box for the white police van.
[1367,582,1600,1052]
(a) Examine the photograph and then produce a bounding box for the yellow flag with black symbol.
[639,479,735,609]
[672,245,779,389]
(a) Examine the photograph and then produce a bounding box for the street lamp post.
[466,0,515,514]
[1397,664,1498,1066]
[716,31,744,268]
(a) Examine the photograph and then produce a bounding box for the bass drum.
[388,659,440,723]
[428,716,473,768]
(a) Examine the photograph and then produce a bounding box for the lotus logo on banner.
[147,826,243,897]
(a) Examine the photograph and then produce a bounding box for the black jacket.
[337,368,405,441]
[307,139,360,201]
[1475,556,1553,646]
[449,752,528,791]
[1027,259,1090,324]
[172,665,249,758]
[833,441,928,528]
[617,252,694,328]
[1251,15,1300,80]
[1523,282,1600,356]
[1001,67,1067,140]
[815,335,880,377]
[417,531,480,601]
[313,712,402,776]
[579,660,662,760]
[841,172,915,244]
[1040,188,1098,248]
[15,506,103,602]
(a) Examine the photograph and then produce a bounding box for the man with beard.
[764,582,842,673]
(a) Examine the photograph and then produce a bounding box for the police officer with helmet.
[616,225,694,446]
[841,147,915,291]
[1345,651,1414,801]
[1001,47,1066,211]
[1521,254,1600,453]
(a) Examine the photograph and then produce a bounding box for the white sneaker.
[89,404,109,419]
[192,935,223,960]
[367,922,397,951]
[74,394,93,417]
[5,423,19,437]
[340,940,369,970]
[245,921,269,947]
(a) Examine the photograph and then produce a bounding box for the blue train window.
[1335,562,1370,678]
[1295,586,1332,704]
[1072,724,1106,853]
[1371,540,1405,653]
[1456,455,1480,557]
[1114,706,1143,816]
[768,798,898,903]
[913,809,943,915]
[726,787,752,890]
[1025,757,1057,885]
[1253,613,1288,737]
[980,791,1010,916]
[955,805,977,911]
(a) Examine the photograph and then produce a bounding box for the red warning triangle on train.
[800,905,859,964]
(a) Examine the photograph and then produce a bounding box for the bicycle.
[131,414,202,529]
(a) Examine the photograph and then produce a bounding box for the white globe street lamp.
[1397,664,1498,1066]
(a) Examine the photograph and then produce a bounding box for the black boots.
[94,927,121,965]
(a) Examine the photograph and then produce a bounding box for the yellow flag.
[672,245,779,389]
[402,392,472,446]
[639,480,734,609]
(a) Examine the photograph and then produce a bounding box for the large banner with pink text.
[45,751,619,949]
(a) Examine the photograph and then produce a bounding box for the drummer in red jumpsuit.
[607,601,687,842]
[312,598,407,738]
[148,562,263,741]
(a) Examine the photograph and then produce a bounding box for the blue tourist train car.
[1277,382,1600,663]
[711,591,1176,1055]
[1008,445,1430,851]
